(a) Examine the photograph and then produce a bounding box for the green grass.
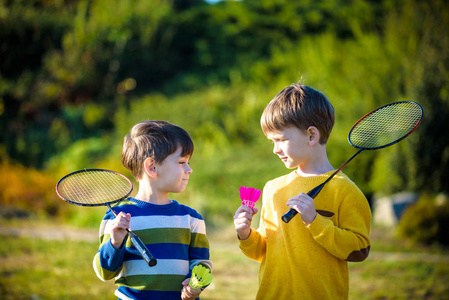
[0,235,116,299]
[348,260,449,299]
[0,223,448,299]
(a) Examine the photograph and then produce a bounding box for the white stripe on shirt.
[101,215,206,235]
[118,258,190,277]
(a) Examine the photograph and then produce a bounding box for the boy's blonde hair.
[121,120,194,180]
[261,84,335,144]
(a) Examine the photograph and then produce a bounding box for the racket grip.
[106,205,157,267]
[281,209,298,223]
[281,183,325,223]
[128,231,157,267]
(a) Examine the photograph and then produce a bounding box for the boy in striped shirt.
[93,120,212,300]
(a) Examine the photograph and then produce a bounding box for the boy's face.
[266,126,311,169]
[155,147,192,193]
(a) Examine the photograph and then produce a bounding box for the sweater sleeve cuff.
[306,214,329,237]
[238,229,259,249]
[99,239,126,271]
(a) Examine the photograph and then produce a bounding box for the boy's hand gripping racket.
[282,101,424,223]
[56,169,157,266]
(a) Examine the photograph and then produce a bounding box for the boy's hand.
[287,193,317,225]
[181,278,201,300]
[234,205,259,240]
[109,211,131,249]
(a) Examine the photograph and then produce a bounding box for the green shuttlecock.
[189,265,213,290]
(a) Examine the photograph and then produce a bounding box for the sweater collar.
[127,197,179,210]
[290,169,338,183]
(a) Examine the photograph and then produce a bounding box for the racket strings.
[58,170,132,205]
[349,102,422,149]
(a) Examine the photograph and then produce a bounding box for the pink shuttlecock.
[239,186,261,209]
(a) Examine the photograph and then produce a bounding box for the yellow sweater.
[239,170,371,300]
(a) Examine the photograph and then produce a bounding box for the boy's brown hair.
[261,84,335,144]
[121,120,194,180]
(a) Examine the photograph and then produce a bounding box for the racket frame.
[56,168,133,207]
[348,101,424,150]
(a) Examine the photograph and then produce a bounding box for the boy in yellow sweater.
[234,84,371,299]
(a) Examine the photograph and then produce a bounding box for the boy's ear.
[307,126,320,146]
[144,157,157,177]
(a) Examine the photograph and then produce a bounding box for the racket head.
[348,101,423,150]
[56,169,133,207]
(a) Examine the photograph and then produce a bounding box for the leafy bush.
[396,194,449,246]
[0,159,62,218]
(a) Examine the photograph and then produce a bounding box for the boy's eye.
[272,138,286,143]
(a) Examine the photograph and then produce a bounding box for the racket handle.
[128,230,157,267]
[106,204,157,267]
[281,183,326,223]
[281,209,298,223]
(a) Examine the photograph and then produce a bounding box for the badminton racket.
[282,101,424,223]
[56,169,157,266]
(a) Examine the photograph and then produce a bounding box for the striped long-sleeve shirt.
[93,198,212,300]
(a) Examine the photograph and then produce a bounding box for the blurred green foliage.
[397,195,449,246]
[1,0,448,226]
